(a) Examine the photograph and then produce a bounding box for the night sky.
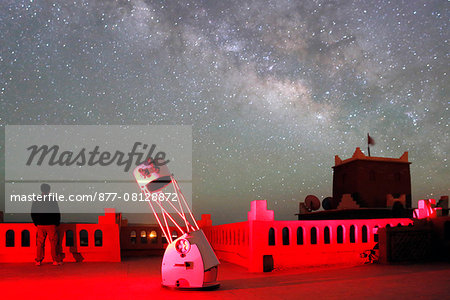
[1,0,448,224]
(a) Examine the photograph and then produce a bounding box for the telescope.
[133,159,220,289]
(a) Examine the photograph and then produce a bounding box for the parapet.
[198,214,213,227]
[98,208,118,224]
[334,147,410,167]
[247,200,274,221]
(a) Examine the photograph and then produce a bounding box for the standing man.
[31,183,62,266]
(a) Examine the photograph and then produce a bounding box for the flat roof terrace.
[1,257,449,300]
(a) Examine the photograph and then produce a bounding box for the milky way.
[0,0,448,223]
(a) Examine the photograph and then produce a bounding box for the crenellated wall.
[0,209,121,263]
[203,221,250,268]
[202,200,414,272]
[4,201,441,270]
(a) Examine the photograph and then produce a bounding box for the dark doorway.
[263,255,274,272]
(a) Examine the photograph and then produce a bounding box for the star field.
[0,0,448,223]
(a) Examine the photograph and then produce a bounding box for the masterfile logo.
[25,142,169,172]
[6,125,191,181]
[5,125,192,214]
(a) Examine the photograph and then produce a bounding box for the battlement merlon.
[98,208,119,225]
[248,200,274,221]
[333,147,410,167]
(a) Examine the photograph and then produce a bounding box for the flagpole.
[367,133,371,157]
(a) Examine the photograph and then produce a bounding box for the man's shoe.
[52,261,63,266]
[35,261,41,266]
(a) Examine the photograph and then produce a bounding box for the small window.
[66,230,74,247]
[149,230,157,244]
[324,227,330,244]
[79,230,88,247]
[171,231,178,240]
[350,225,356,243]
[310,227,317,245]
[268,228,275,246]
[21,230,30,247]
[374,226,379,242]
[6,230,15,247]
[282,227,290,245]
[297,227,304,245]
[140,230,147,244]
[130,230,137,244]
[95,230,103,247]
[362,226,368,243]
[337,226,344,244]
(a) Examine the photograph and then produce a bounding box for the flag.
[368,134,375,146]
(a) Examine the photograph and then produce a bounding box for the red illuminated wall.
[202,200,413,272]
[0,209,121,263]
